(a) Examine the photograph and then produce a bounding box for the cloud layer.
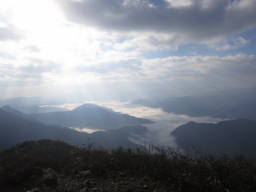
[59,0,256,41]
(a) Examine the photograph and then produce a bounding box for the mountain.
[0,107,87,151]
[29,103,152,130]
[172,119,256,156]
[0,108,148,151]
[134,88,256,120]
[1,105,27,118]
[91,125,147,149]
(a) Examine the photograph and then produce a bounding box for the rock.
[143,184,148,189]
[82,179,91,188]
[91,187,102,192]
[42,168,57,186]
[30,167,43,181]
[119,180,128,185]
[119,171,126,177]
[26,188,39,192]
[79,170,92,178]
[126,188,133,192]
[80,188,88,192]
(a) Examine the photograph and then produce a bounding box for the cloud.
[18,59,57,74]
[139,54,256,81]
[81,54,256,96]
[165,0,194,7]
[0,12,20,41]
[206,36,250,51]
[80,100,223,147]
[78,59,140,73]
[0,26,20,41]
[1,52,256,98]
[0,56,58,89]
[111,32,183,51]
[58,0,256,42]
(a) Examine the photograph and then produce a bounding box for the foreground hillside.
[1,140,256,192]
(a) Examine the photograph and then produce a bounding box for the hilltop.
[1,140,256,192]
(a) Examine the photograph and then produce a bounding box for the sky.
[0,0,256,100]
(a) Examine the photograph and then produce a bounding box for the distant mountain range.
[0,97,67,114]
[29,103,152,130]
[2,92,256,156]
[134,88,256,120]
[0,106,148,151]
[172,119,256,156]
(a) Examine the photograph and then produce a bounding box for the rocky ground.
[17,168,169,192]
[20,169,170,192]
[0,140,171,192]
[1,140,256,192]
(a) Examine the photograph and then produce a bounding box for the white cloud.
[209,37,249,51]
[1,53,256,99]
[75,100,223,146]
[165,0,193,7]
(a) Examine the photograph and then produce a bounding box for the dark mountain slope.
[172,119,256,156]
[30,103,152,130]
[0,108,89,151]
[1,105,29,119]
[0,108,148,151]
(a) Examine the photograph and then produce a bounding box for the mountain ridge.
[172,119,256,156]
[0,107,148,151]
[134,88,256,120]
[29,103,153,130]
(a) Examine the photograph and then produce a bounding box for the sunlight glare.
[11,0,64,35]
